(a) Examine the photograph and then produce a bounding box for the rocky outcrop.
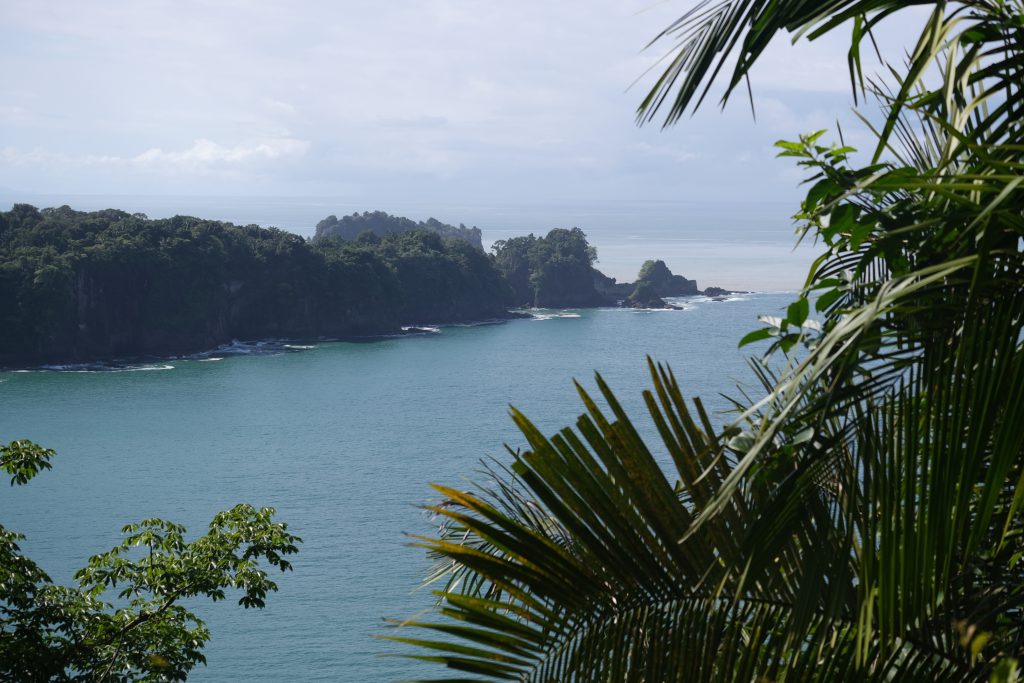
[625,281,680,309]
[634,260,700,297]
[702,286,748,298]
[592,270,633,300]
[593,260,699,308]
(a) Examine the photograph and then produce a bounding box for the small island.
[0,205,736,366]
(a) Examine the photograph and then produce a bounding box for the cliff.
[0,205,510,366]
[633,259,700,297]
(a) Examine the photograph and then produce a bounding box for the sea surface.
[2,292,795,682]
[1,197,810,680]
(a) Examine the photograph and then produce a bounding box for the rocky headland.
[0,205,739,366]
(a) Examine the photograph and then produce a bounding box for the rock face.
[591,270,633,300]
[593,260,701,309]
[634,260,700,297]
[703,286,741,297]
[625,281,677,309]
[315,211,483,251]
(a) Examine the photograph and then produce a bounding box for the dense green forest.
[0,206,712,366]
[0,205,510,365]
[314,210,483,250]
[491,228,606,307]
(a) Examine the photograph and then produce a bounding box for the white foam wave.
[33,362,175,373]
[189,338,317,359]
[530,312,582,321]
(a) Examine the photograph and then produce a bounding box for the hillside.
[0,205,509,365]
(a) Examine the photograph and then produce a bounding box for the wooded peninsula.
[0,205,727,366]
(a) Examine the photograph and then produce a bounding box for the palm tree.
[388,2,1024,680]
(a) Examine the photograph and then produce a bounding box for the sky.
[0,1,930,205]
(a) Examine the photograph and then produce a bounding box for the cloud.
[0,0,929,199]
[1,138,310,173]
[132,138,309,167]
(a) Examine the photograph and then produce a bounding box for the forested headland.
[0,205,717,366]
[0,205,511,365]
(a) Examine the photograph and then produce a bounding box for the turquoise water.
[1,293,792,681]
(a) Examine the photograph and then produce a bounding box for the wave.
[449,319,510,328]
[29,362,176,373]
[400,326,442,336]
[187,339,318,360]
[530,312,582,321]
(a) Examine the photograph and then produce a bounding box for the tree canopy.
[314,211,483,251]
[491,228,605,307]
[0,440,301,681]
[0,206,511,365]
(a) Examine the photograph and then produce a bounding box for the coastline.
[0,311,534,372]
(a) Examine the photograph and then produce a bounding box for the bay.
[1,293,792,682]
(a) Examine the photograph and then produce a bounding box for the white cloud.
[132,138,309,167]
[1,138,309,174]
[0,0,929,199]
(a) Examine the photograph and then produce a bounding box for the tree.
[390,1,1024,680]
[490,229,605,308]
[0,440,301,681]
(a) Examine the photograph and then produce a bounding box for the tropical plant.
[389,1,1024,680]
[0,440,301,681]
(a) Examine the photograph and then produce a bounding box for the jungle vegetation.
[0,440,301,681]
[315,211,484,250]
[392,1,1024,681]
[0,206,510,365]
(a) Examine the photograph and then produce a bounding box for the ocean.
[1,198,808,681]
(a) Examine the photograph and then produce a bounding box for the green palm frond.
[392,2,1024,680]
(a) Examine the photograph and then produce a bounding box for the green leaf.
[787,298,809,327]
[738,327,775,348]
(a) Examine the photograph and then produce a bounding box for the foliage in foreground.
[0,440,301,681]
[392,1,1024,680]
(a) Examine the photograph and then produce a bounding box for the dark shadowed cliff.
[0,205,510,365]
